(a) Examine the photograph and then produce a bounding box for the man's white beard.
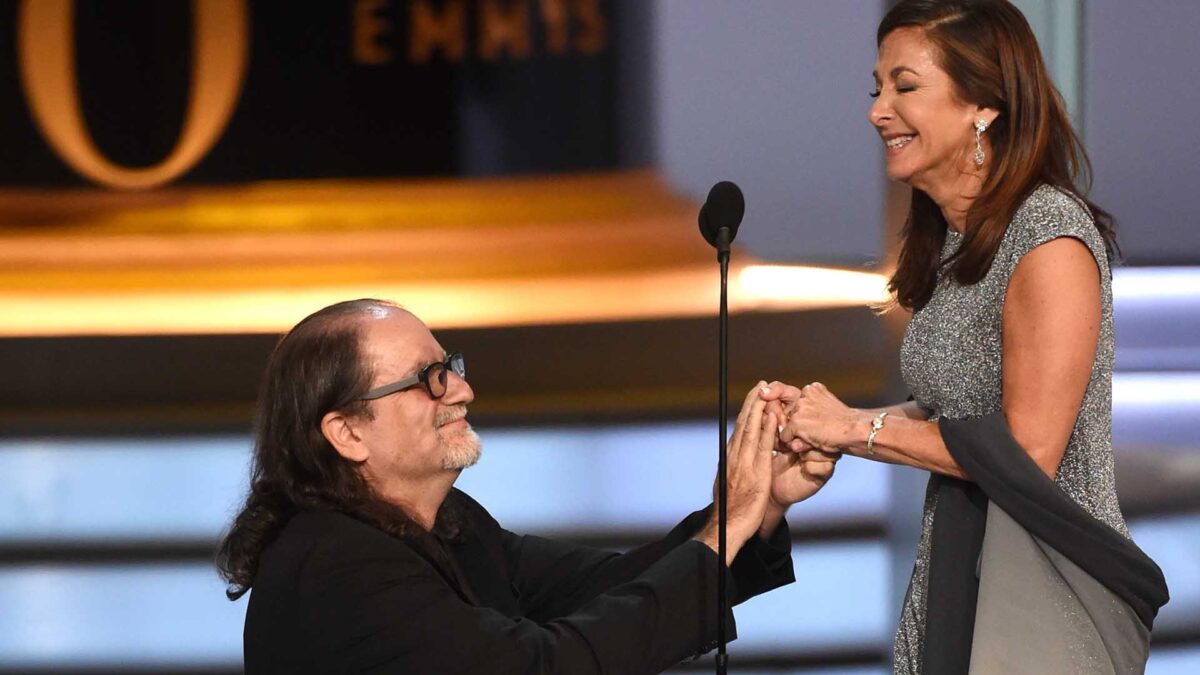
[441,426,482,470]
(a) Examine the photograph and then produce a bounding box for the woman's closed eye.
[869,83,916,98]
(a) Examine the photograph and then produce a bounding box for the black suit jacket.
[244,489,794,674]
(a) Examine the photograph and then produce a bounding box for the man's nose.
[442,369,474,405]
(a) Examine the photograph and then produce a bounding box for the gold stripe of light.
[0,263,889,336]
[0,171,889,336]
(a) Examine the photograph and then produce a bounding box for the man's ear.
[321,410,369,463]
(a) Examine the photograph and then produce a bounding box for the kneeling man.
[218,299,835,673]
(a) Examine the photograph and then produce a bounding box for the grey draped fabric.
[969,504,1150,674]
[924,413,1169,674]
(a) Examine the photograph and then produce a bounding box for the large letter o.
[18,0,249,190]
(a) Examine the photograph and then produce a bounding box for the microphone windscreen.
[699,181,745,245]
[698,203,713,246]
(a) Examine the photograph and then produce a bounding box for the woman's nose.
[868,93,890,128]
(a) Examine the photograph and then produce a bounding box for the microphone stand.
[714,226,732,675]
[696,181,743,675]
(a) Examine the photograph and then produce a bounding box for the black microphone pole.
[715,224,731,675]
[697,182,744,675]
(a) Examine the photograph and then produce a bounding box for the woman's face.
[869,28,990,193]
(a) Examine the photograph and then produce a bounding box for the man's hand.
[695,382,776,566]
[756,382,840,538]
[772,448,837,504]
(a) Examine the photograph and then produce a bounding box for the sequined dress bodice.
[891,185,1130,674]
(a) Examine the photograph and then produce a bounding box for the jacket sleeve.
[498,503,795,623]
[302,532,733,675]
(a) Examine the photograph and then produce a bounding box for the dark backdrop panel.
[0,308,892,435]
[0,0,632,186]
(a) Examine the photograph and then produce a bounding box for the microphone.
[698,181,745,255]
[696,180,744,675]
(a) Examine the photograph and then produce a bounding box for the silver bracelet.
[866,411,889,456]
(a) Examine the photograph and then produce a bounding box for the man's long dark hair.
[216,299,431,600]
[881,0,1117,311]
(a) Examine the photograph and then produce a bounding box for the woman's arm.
[760,385,928,422]
[777,236,1102,480]
[998,236,1101,477]
[777,385,970,479]
[764,383,966,477]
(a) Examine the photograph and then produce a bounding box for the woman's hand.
[779,382,866,454]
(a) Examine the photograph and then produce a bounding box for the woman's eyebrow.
[873,65,921,80]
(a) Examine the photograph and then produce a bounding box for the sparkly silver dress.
[893,185,1132,674]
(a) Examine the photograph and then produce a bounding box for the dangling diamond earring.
[974,119,989,166]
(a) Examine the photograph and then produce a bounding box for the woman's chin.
[885,164,914,185]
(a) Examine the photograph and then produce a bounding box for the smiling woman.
[768,1,1169,673]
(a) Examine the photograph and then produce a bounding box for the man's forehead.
[362,304,395,320]
[360,310,443,373]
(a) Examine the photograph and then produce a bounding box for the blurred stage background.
[1,0,1197,672]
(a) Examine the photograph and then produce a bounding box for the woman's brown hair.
[881,0,1117,310]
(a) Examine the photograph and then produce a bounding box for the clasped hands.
[697,380,860,566]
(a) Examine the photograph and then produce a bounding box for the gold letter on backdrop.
[572,0,606,55]
[409,0,466,64]
[18,0,249,190]
[479,0,530,61]
[353,0,394,65]
[538,0,568,56]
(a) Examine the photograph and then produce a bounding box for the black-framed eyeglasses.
[360,353,465,401]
